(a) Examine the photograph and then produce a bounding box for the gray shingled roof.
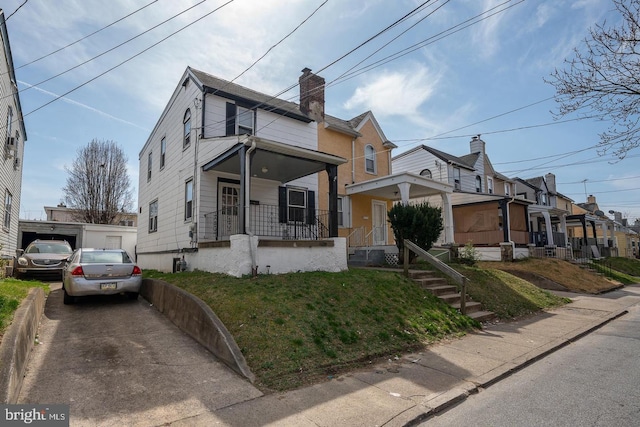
[423,146,476,170]
[189,67,311,122]
[323,114,361,137]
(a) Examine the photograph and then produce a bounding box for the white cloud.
[343,63,439,120]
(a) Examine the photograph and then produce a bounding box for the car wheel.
[63,289,74,305]
[127,292,139,301]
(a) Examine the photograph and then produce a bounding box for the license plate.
[100,282,117,290]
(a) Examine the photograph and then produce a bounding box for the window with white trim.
[365,145,376,174]
[183,109,191,148]
[475,175,482,193]
[3,190,11,230]
[237,106,254,135]
[185,179,193,221]
[487,177,494,194]
[504,182,511,196]
[420,169,432,179]
[160,137,166,169]
[147,152,152,181]
[6,106,12,141]
[337,196,344,227]
[453,167,461,190]
[149,200,158,233]
[288,188,306,222]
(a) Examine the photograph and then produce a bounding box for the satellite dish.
[608,210,615,214]
[595,210,605,216]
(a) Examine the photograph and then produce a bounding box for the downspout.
[245,138,258,276]
[351,137,356,183]
[506,194,516,256]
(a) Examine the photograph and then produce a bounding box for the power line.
[5,0,28,21]
[559,175,640,185]
[22,0,236,118]
[14,0,210,100]
[201,0,439,136]
[14,0,159,71]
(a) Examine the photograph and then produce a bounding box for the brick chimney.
[587,194,596,204]
[545,173,556,193]
[299,67,325,122]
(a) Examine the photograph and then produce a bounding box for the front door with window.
[372,200,387,246]
[218,183,240,239]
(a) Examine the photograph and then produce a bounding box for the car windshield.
[80,251,131,264]
[26,243,72,254]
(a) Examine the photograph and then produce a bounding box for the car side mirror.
[16,249,24,257]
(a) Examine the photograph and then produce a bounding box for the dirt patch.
[504,270,568,292]
[478,258,622,294]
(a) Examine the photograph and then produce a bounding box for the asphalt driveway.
[17,283,262,426]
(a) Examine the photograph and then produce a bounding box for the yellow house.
[317,111,397,248]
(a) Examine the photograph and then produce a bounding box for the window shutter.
[225,103,236,136]
[278,186,287,223]
[306,190,315,225]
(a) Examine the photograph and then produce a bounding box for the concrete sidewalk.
[167,285,640,427]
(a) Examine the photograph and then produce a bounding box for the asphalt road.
[422,303,640,426]
[17,283,262,426]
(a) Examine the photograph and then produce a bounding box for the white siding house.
[137,67,347,276]
[0,10,26,261]
[392,137,532,256]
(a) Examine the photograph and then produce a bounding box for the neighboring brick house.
[0,10,26,261]
[137,67,348,277]
[392,136,531,259]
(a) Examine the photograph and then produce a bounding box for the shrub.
[388,202,443,263]
[458,241,480,266]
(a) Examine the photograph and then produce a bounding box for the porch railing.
[530,231,567,247]
[202,204,330,241]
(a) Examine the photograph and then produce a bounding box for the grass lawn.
[144,268,479,391]
[605,257,640,279]
[450,265,571,319]
[479,257,622,294]
[0,278,50,342]
[144,263,576,392]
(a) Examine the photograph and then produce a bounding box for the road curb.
[401,308,629,426]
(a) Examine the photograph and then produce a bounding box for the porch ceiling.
[202,137,346,183]
[344,172,453,200]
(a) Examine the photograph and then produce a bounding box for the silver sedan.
[62,248,142,305]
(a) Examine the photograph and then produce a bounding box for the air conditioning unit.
[13,157,20,169]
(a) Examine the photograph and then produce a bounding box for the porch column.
[326,164,338,238]
[239,145,247,234]
[441,192,454,244]
[499,200,509,243]
[590,221,597,244]
[581,217,588,247]
[542,210,554,246]
[602,222,609,247]
[396,182,411,205]
[559,214,568,247]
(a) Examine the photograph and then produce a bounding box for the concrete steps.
[408,270,496,324]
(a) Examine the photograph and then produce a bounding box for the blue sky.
[5,0,639,223]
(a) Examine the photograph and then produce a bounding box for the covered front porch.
[192,136,348,276]
[566,213,617,259]
[344,172,454,251]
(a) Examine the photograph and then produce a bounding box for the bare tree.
[546,0,640,159]
[62,139,134,224]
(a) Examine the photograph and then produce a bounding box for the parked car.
[62,248,142,305]
[14,239,74,279]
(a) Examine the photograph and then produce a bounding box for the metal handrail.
[403,240,468,315]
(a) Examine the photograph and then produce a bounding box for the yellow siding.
[317,117,394,244]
